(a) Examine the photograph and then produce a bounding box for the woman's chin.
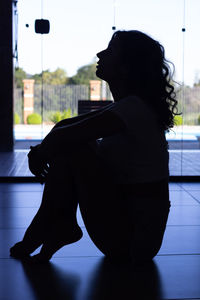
[96,70,102,79]
[96,69,105,80]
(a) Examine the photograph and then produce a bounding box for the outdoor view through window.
[13,0,200,176]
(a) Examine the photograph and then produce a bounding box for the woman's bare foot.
[10,208,47,259]
[31,225,83,263]
[10,219,83,262]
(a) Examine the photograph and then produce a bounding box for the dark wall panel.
[0,0,14,151]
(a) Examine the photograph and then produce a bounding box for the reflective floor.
[0,182,200,299]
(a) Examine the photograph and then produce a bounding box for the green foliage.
[49,109,72,124]
[27,113,42,124]
[14,67,27,88]
[31,73,42,84]
[14,112,20,124]
[15,62,98,88]
[68,62,99,85]
[31,68,68,85]
[174,115,183,126]
[62,108,72,119]
[49,111,62,123]
[15,61,100,88]
[198,115,200,125]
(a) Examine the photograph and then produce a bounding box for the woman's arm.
[39,108,126,158]
[28,107,125,180]
[52,103,113,130]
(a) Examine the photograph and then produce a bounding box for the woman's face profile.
[96,38,123,82]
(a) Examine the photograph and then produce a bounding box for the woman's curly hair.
[111,30,179,131]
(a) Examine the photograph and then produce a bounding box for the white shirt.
[97,95,169,184]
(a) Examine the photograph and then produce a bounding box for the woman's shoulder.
[117,94,158,122]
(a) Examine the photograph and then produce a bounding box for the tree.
[14,67,27,88]
[194,80,200,87]
[31,68,68,85]
[68,62,99,85]
[31,73,42,84]
[14,62,99,88]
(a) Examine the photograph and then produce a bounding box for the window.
[14,0,200,176]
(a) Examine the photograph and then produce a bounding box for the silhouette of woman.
[10,30,178,264]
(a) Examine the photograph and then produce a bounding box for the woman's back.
[97,95,169,183]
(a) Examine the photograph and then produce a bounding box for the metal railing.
[14,84,200,125]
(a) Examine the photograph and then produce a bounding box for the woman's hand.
[28,145,50,183]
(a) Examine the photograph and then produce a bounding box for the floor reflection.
[21,259,80,300]
[83,258,162,300]
[21,257,162,300]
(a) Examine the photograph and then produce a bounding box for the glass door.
[14,0,200,176]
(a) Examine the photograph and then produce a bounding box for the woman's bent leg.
[10,156,83,261]
[10,143,170,264]
[126,180,170,263]
[72,147,170,263]
[70,145,133,259]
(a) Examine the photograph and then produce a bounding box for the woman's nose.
[96,52,101,59]
[96,50,104,59]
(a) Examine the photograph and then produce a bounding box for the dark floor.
[0,146,200,299]
[0,182,200,300]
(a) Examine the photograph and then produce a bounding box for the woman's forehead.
[108,37,120,48]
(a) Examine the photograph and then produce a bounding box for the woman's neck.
[108,81,136,102]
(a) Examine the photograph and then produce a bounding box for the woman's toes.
[10,242,30,258]
[10,238,43,259]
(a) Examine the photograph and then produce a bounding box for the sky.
[15,0,200,86]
